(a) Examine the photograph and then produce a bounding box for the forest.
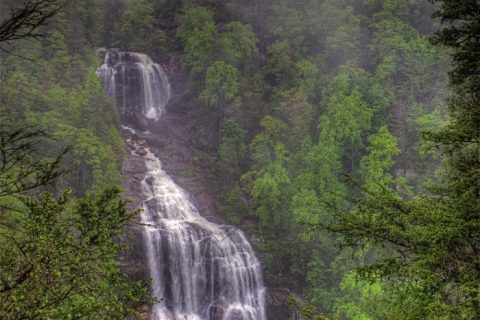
[0,0,479,319]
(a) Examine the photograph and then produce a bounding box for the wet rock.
[147,135,168,149]
[136,305,151,320]
[123,157,146,175]
[209,300,225,320]
[136,112,149,129]
[266,288,296,320]
[227,309,246,320]
[136,148,147,156]
[145,176,155,186]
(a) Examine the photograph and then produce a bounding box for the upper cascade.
[98,50,171,123]
[99,50,266,320]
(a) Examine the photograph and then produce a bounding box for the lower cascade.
[99,50,267,320]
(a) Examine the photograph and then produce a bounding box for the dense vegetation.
[108,0,453,318]
[0,1,148,318]
[0,129,147,318]
[1,0,478,319]
[0,0,124,196]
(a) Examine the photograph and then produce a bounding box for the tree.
[293,59,318,98]
[201,61,240,147]
[113,1,167,56]
[217,21,258,68]
[249,115,289,171]
[251,143,300,284]
[177,5,216,74]
[251,144,291,227]
[315,1,480,317]
[319,88,372,162]
[276,88,314,149]
[0,126,66,198]
[324,5,362,64]
[359,126,400,194]
[201,61,239,107]
[0,127,148,319]
[431,0,480,90]
[267,3,306,50]
[265,40,294,88]
[0,2,147,317]
[0,0,63,50]
[218,119,247,179]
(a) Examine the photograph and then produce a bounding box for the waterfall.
[98,51,171,122]
[99,50,266,320]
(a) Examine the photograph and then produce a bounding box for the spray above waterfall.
[100,50,266,320]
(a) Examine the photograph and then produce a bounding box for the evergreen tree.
[317,1,480,318]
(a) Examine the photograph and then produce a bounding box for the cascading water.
[99,51,171,122]
[99,50,266,320]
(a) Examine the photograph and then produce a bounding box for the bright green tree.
[359,126,400,194]
[0,128,148,319]
[177,5,216,74]
[218,21,258,68]
[317,1,480,317]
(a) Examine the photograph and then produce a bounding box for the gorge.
[1,1,471,319]
[99,50,267,320]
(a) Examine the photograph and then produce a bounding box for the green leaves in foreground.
[0,188,149,319]
[0,189,147,320]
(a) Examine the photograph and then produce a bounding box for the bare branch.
[0,126,69,198]
[0,0,64,45]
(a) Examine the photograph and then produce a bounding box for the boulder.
[136,148,147,156]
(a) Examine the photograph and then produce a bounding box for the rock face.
[142,68,298,320]
[100,51,268,320]
[265,289,300,320]
[120,136,150,284]
[151,62,298,320]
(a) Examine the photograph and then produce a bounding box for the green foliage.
[1,33,122,195]
[324,5,362,64]
[293,59,318,98]
[78,0,103,47]
[306,248,358,315]
[311,1,480,317]
[320,88,372,145]
[177,5,216,74]
[201,61,240,107]
[265,40,294,87]
[0,188,148,319]
[431,0,480,89]
[360,126,400,193]
[291,188,324,227]
[334,272,388,320]
[249,116,289,171]
[251,143,290,216]
[276,88,314,148]
[112,0,462,318]
[218,21,258,68]
[219,119,247,178]
[267,3,306,50]
[114,1,167,56]
[220,185,249,224]
[288,295,328,320]
[0,125,147,319]
[0,1,147,316]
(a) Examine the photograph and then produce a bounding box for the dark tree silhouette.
[0,126,68,199]
[0,0,67,196]
[0,0,63,48]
